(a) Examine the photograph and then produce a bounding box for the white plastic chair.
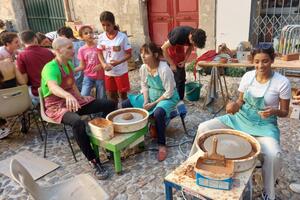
[10,159,109,200]
[0,85,43,139]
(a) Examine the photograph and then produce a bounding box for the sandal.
[157,146,167,161]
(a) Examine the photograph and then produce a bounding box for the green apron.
[128,72,179,118]
[218,72,280,142]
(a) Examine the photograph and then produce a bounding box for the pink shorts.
[104,73,130,93]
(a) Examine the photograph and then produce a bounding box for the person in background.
[75,25,105,100]
[161,26,206,100]
[98,11,132,103]
[189,45,290,200]
[41,37,116,179]
[57,26,85,90]
[0,19,8,46]
[16,30,55,105]
[36,32,53,48]
[122,43,179,161]
[0,32,20,61]
[0,60,26,139]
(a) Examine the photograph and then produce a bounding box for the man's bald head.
[52,37,72,50]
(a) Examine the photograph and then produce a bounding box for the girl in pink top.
[75,26,105,100]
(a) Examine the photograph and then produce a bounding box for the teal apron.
[128,72,179,118]
[218,73,280,142]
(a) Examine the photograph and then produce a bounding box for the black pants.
[122,99,167,145]
[173,66,186,100]
[61,99,117,161]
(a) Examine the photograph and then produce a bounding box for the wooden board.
[164,151,255,200]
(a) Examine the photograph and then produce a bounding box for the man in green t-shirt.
[41,37,116,180]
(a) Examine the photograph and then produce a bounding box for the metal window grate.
[23,0,66,33]
[250,0,300,47]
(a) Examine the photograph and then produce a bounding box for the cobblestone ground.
[0,70,300,200]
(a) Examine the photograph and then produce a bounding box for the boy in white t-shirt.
[97,11,132,103]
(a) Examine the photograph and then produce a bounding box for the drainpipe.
[63,0,73,22]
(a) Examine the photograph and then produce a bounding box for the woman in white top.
[190,45,290,200]
[122,43,179,161]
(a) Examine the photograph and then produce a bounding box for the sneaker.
[290,183,300,193]
[92,162,109,180]
[0,128,10,139]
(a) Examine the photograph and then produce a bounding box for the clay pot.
[219,58,228,64]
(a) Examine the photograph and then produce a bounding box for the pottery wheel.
[112,112,144,123]
[203,134,252,159]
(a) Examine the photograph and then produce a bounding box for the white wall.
[216,0,252,49]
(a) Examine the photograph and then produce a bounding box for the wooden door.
[148,0,199,58]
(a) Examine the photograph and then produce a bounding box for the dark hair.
[100,11,119,31]
[36,32,47,44]
[57,26,75,39]
[190,28,206,49]
[251,45,275,61]
[140,42,163,61]
[19,30,36,44]
[0,19,5,29]
[78,25,93,37]
[0,32,18,46]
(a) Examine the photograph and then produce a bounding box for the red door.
[148,0,199,50]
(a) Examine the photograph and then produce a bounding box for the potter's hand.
[226,101,239,114]
[143,102,156,111]
[258,106,275,119]
[66,94,81,112]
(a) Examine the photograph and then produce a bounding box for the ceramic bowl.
[106,108,149,133]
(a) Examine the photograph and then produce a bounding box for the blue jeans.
[81,76,105,100]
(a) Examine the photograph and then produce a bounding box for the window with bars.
[250,0,300,45]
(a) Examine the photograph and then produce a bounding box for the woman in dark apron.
[190,45,291,200]
[41,37,116,180]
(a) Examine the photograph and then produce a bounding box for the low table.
[88,126,148,173]
[164,151,255,200]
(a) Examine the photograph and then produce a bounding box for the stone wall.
[0,0,28,32]
[70,0,147,59]
[198,0,216,55]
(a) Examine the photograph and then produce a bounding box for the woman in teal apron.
[189,45,291,200]
[122,43,179,161]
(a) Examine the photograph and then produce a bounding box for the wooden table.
[196,59,300,111]
[164,152,255,200]
[197,59,300,69]
[88,126,147,173]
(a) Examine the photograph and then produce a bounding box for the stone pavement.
[0,70,300,200]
